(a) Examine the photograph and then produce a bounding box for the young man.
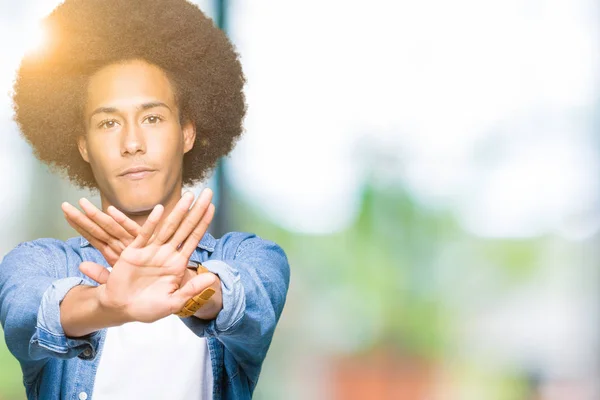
[0,1,290,399]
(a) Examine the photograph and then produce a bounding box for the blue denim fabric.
[0,232,290,400]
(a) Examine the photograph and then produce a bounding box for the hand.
[62,198,140,266]
[80,189,217,323]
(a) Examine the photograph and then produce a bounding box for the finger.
[130,204,164,248]
[65,215,120,265]
[168,188,213,248]
[62,202,114,245]
[170,271,217,307]
[79,261,111,285]
[151,191,195,245]
[178,203,215,259]
[63,204,125,256]
[79,198,135,244]
[107,205,141,239]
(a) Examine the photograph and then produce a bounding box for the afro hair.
[12,0,246,190]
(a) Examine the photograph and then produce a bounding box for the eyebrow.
[89,101,172,119]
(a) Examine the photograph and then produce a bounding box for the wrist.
[193,274,222,320]
[175,263,222,319]
[95,285,133,325]
[61,284,129,338]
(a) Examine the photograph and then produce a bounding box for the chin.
[112,193,162,215]
[103,175,177,215]
[121,203,157,216]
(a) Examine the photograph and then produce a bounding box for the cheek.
[149,130,185,157]
[86,137,118,172]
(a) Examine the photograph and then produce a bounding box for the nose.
[120,121,146,156]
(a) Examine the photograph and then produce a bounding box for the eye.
[144,115,163,124]
[98,119,118,129]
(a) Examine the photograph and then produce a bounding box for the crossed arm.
[61,189,292,385]
[59,189,221,337]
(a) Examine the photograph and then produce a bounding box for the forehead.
[85,59,176,112]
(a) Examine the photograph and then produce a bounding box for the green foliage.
[0,331,25,399]
[229,183,546,359]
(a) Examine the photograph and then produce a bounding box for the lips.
[118,166,156,180]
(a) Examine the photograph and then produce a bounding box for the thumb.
[174,272,217,304]
[79,261,110,284]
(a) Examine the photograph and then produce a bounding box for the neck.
[99,186,183,232]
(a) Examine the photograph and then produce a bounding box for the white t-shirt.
[92,314,213,400]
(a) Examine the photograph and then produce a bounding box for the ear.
[77,135,90,163]
[182,119,196,154]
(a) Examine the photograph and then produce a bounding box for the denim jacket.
[0,231,290,400]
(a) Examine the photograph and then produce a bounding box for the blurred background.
[1,0,599,399]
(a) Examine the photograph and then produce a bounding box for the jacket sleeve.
[0,241,101,384]
[181,233,291,387]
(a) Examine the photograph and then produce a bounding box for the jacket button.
[78,392,88,400]
[83,349,92,357]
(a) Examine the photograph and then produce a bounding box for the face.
[78,59,195,215]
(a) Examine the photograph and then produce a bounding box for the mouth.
[118,166,157,180]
